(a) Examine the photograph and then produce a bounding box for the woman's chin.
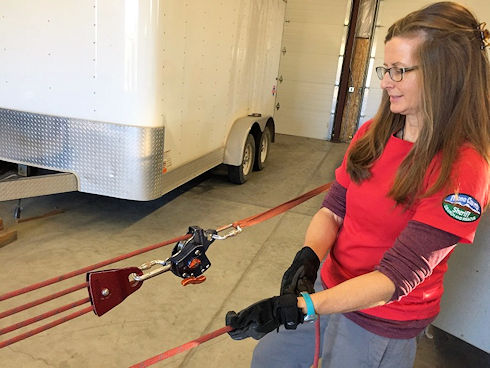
[390,106,403,115]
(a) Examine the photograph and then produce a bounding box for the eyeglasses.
[375,66,418,82]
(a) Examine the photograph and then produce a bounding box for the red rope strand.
[0,282,88,319]
[0,298,90,335]
[234,182,332,229]
[129,326,233,368]
[313,318,320,368]
[0,234,190,302]
[0,306,93,349]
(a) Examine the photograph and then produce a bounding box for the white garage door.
[274,0,351,139]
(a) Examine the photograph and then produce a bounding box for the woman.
[225,2,489,367]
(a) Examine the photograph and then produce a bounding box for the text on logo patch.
[442,193,481,222]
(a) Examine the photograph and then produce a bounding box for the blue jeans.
[251,273,416,368]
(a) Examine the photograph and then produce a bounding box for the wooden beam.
[17,209,64,224]
[333,0,380,142]
[0,229,17,248]
[331,0,361,142]
[340,37,371,141]
[0,217,17,247]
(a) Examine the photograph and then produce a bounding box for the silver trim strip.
[160,148,224,195]
[0,108,165,200]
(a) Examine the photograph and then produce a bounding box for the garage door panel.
[277,80,334,112]
[280,53,339,84]
[283,23,346,55]
[286,0,349,24]
[275,108,331,139]
[274,0,349,138]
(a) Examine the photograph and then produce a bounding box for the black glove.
[280,246,320,296]
[225,294,304,340]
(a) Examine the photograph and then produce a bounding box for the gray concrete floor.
[0,134,488,367]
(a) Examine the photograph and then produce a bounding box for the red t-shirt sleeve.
[412,146,489,243]
[335,120,373,188]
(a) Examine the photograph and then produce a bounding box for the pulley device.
[87,225,238,316]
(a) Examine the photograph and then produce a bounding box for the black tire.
[228,133,256,184]
[254,125,272,171]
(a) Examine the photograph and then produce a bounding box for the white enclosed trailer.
[0,0,285,201]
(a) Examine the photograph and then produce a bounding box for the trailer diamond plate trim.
[0,108,165,201]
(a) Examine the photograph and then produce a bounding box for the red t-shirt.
[321,120,489,321]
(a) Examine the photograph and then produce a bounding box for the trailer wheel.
[228,133,255,184]
[254,125,272,171]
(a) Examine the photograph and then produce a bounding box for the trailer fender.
[223,115,275,166]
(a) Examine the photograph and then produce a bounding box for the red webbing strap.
[0,282,88,319]
[0,306,93,349]
[0,234,190,302]
[0,297,90,335]
[234,182,332,229]
[129,326,233,368]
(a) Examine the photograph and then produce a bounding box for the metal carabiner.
[212,224,242,240]
[129,259,171,282]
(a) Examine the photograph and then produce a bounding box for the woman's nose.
[380,72,393,89]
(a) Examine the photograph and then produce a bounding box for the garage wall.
[435,213,490,353]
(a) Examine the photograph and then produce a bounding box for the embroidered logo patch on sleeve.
[442,193,481,222]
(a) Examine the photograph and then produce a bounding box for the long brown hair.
[346,2,490,206]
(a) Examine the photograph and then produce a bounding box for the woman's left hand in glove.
[225,294,304,340]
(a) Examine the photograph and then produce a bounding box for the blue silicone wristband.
[300,291,317,321]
